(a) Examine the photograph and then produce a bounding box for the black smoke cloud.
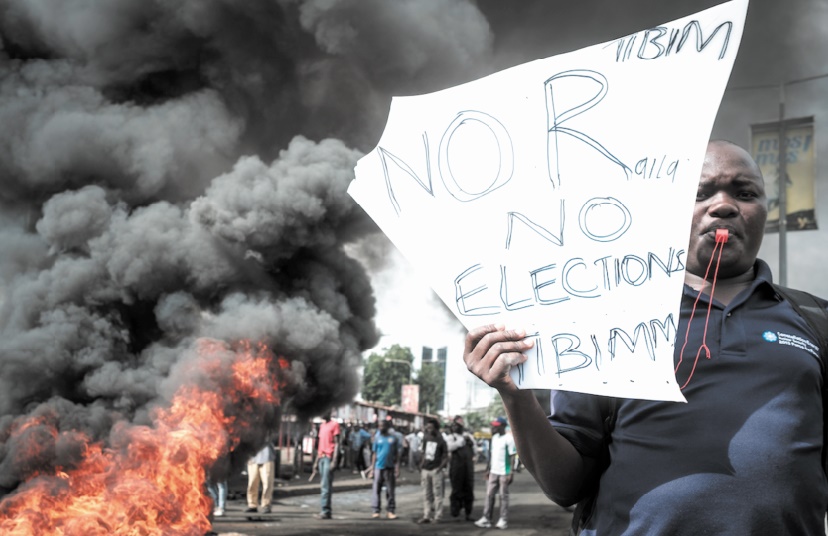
[0,0,494,492]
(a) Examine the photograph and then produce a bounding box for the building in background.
[358,332,497,419]
[420,345,446,411]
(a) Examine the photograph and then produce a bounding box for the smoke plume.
[0,0,494,493]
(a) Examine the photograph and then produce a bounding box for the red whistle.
[715,228,729,243]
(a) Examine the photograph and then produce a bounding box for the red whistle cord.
[675,230,728,390]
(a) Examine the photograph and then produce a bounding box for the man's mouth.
[704,226,737,239]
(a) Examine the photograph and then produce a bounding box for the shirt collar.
[683,259,774,294]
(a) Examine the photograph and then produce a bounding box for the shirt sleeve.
[444,433,463,452]
[548,390,610,459]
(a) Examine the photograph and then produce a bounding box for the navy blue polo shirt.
[550,260,828,535]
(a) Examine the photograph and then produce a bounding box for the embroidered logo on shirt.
[763,330,819,358]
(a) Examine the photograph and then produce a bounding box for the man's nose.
[707,192,739,217]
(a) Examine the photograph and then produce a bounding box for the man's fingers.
[497,351,528,368]
[486,348,528,378]
[465,326,530,362]
[463,324,535,392]
[474,341,531,378]
[464,324,502,356]
[465,331,532,369]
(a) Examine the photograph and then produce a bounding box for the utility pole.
[384,358,413,382]
[777,82,788,286]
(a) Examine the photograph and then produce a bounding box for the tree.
[463,391,548,433]
[487,393,505,420]
[463,410,489,432]
[361,344,414,406]
[416,361,444,414]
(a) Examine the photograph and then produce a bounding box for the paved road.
[209,468,574,536]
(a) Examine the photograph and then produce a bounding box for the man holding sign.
[347,1,827,531]
[464,140,828,534]
[349,0,756,403]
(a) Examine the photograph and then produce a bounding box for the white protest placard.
[348,0,748,402]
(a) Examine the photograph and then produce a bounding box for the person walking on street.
[351,423,371,478]
[245,442,276,514]
[207,450,231,518]
[445,416,476,521]
[406,428,423,473]
[367,419,401,520]
[350,422,372,478]
[388,421,406,463]
[340,421,352,470]
[475,417,517,529]
[417,418,448,524]
[207,477,228,518]
[313,411,341,520]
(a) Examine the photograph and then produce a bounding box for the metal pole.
[777,82,788,286]
[384,358,413,382]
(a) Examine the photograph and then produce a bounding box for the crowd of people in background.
[207,413,518,527]
[326,414,513,525]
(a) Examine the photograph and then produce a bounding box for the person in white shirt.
[475,417,516,530]
[406,429,422,472]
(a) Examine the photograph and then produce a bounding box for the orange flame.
[0,339,288,535]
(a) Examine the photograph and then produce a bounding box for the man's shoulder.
[505,434,517,449]
[756,259,828,306]
[773,284,828,344]
[492,433,513,446]
[773,283,828,307]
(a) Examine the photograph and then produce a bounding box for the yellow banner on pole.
[750,118,817,232]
